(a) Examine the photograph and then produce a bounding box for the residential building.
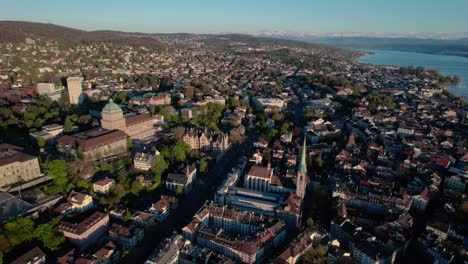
[11,247,46,264]
[445,175,466,193]
[182,202,286,264]
[411,188,430,213]
[55,191,94,215]
[93,178,115,194]
[58,211,109,250]
[109,222,144,249]
[274,229,325,264]
[133,152,154,171]
[132,211,155,226]
[148,195,179,222]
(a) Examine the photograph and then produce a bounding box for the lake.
[358,49,468,97]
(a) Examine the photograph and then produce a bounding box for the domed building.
[101,99,155,140]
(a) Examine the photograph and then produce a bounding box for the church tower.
[296,136,308,199]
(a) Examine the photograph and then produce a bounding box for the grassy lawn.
[43,184,63,195]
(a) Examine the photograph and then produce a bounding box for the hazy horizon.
[1,0,467,36]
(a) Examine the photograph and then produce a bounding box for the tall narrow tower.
[67,77,83,104]
[296,136,308,199]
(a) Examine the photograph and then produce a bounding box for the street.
[121,133,257,263]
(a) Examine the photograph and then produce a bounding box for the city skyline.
[1,0,468,35]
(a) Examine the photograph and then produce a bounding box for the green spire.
[298,136,307,174]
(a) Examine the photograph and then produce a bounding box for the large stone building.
[182,202,286,264]
[30,124,64,147]
[37,82,63,101]
[244,165,274,192]
[67,77,83,104]
[57,128,129,162]
[0,144,42,187]
[101,99,155,140]
[182,128,230,154]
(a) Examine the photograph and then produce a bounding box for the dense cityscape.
[0,14,467,264]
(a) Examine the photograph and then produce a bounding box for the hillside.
[0,21,165,48]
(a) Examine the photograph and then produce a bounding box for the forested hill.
[0,21,165,48]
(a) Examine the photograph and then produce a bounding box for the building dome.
[102,99,122,113]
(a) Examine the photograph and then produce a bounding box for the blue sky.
[0,0,467,33]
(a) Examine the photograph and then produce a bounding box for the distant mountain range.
[2,21,467,58]
[252,30,468,40]
[253,31,468,58]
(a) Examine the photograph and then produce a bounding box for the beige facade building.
[183,128,230,154]
[57,129,129,162]
[101,99,155,140]
[30,124,64,146]
[59,211,109,249]
[0,144,42,187]
[67,77,83,104]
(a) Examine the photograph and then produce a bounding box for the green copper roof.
[102,98,122,112]
[298,136,307,174]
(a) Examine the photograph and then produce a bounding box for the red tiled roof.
[59,211,108,235]
[125,114,152,127]
[247,165,272,179]
[94,177,115,186]
[57,130,128,152]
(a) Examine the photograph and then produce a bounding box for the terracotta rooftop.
[0,143,36,166]
[247,165,272,179]
[93,177,115,187]
[125,114,152,127]
[59,211,108,235]
[57,129,128,152]
[151,195,178,213]
[11,246,45,264]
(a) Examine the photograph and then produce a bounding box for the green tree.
[126,137,132,151]
[113,183,127,199]
[151,155,168,185]
[172,126,186,139]
[199,158,207,174]
[36,137,47,149]
[47,160,69,192]
[303,245,329,264]
[99,196,107,206]
[4,217,35,247]
[130,180,144,194]
[176,185,184,196]
[34,224,65,251]
[63,116,73,134]
[315,156,324,174]
[172,140,191,162]
[123,211,132,222]
[76,146,84,160]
